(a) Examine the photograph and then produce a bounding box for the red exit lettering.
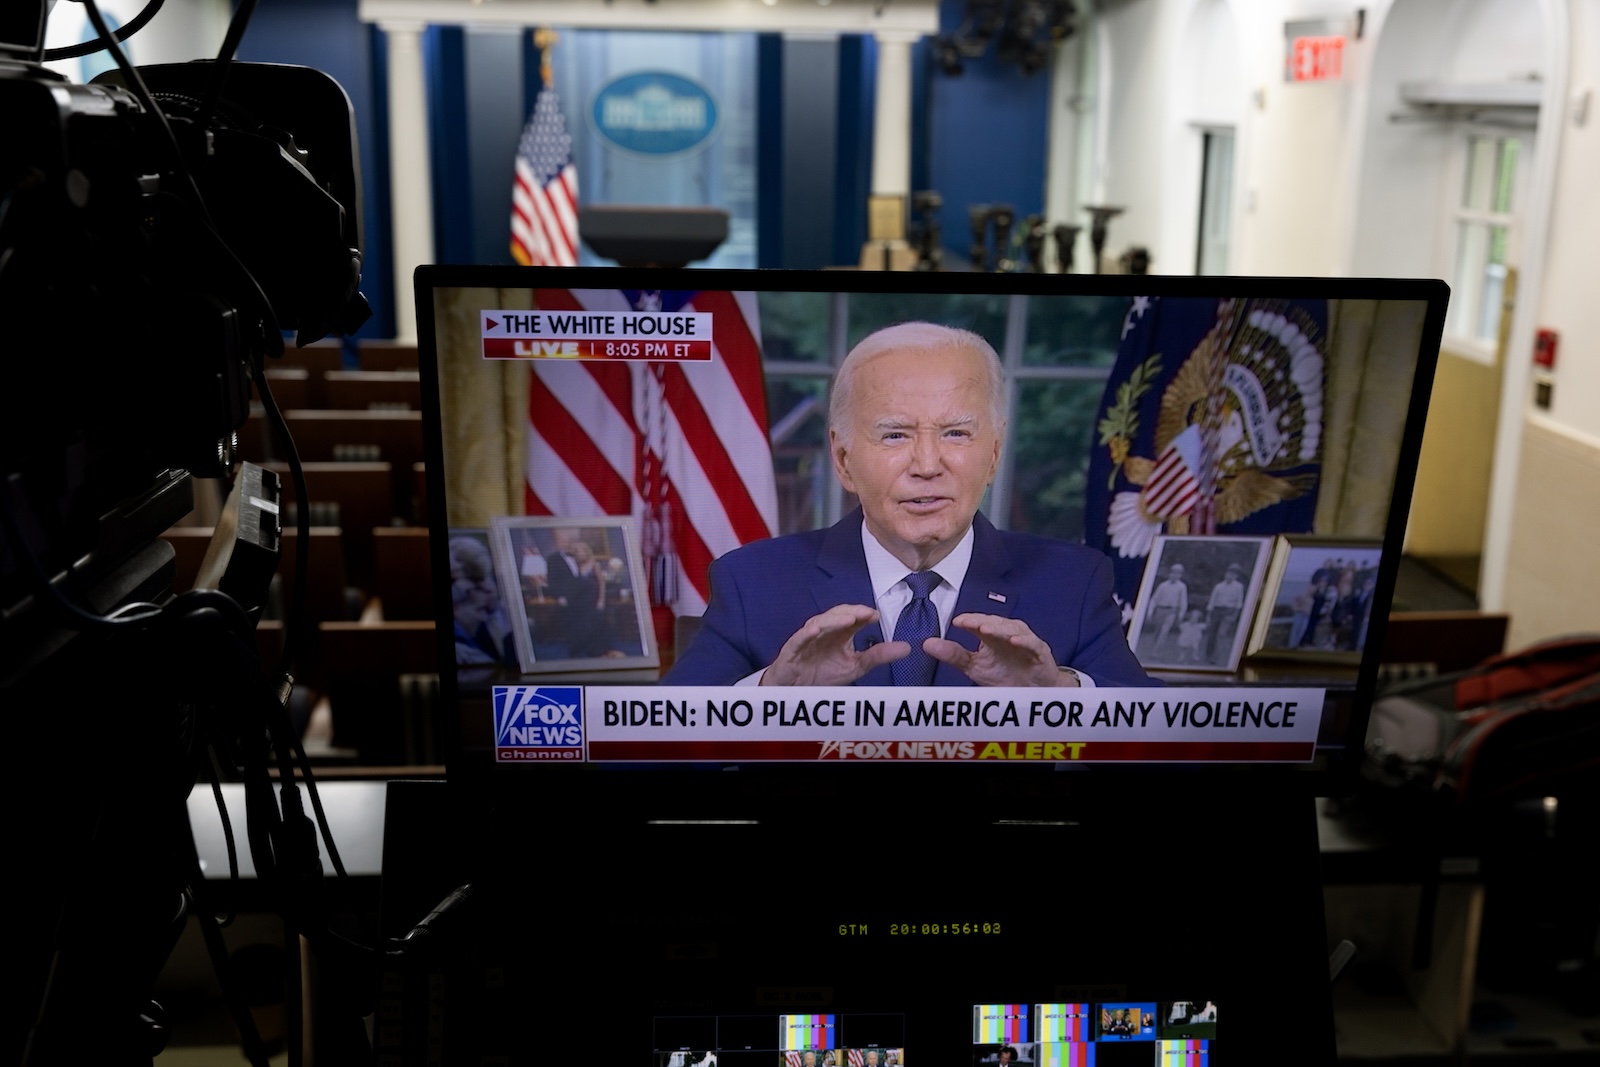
[1291,35,1344,82]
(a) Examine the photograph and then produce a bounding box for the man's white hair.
[829,322,1006,439]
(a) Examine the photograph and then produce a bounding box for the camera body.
[2,43,370,666]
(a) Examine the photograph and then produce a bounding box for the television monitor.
[406,267,1445,1064]
[414,267,1445,817]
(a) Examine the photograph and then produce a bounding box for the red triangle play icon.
[485,316,497,331]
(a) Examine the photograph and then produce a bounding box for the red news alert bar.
[584,740,1317,763]
[482,337,712,361]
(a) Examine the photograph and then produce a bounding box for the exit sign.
[1284,18,1350,82]
[1290,35,1344,81]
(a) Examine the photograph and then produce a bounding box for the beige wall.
[1503,416,1600,648]
[1406,352,1504,558]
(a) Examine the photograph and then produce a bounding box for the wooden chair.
[324,370,421,411]
[257,366,310,410]
[1380,611,1510,675]
[272,344,344,376]
[317,620,440,763]
[372,527,435,620]
[269,345,342,406]
[281,409,424,469]
[264,461,396,589]
[161,525,349,622]
[279,410,424,520]
[356,343,419,372]
[412,462,428,526]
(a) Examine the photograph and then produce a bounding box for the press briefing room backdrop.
[42,0,1600,700]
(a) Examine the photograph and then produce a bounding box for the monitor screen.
[415,267,1445,810]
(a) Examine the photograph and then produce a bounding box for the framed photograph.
[443,528,520,669]
[1127,535,1273,673]
[1246,535,1384,663]
[487,516,658,674]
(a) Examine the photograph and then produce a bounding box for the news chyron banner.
[491,686,1325,764]
[481,307,713,361]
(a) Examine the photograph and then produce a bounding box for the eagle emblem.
[1098,300,1326,560]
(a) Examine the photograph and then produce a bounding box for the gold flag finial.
[533,28,558,87]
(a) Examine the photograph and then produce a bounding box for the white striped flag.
[510,78,578,267]
[524,288,779,620]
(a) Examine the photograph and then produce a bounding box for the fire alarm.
[1534,328,1559,369]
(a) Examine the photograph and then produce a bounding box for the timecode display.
[832,922,1003,936]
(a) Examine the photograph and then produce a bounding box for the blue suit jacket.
[664,510,1151,687]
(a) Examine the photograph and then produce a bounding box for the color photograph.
[489,515,658,674]
[1247,537,1383,663]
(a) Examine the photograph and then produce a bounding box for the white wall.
[1346,0,1458,277]
[1156,0,1242,274]
[1535,0,1600,440]
[1096,0,1187,263]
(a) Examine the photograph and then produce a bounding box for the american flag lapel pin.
[988,592,1007,603]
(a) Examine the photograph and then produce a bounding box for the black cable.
[291,731,349,879]
[198,0,262,130]
[42,0,165,61]
[76,0,211,221]
[247,353,311,676]
[203,745,240,928]
[0,482,167,631]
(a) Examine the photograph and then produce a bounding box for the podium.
[578,205,729,268]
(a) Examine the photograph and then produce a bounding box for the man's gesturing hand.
[761,604,910,686]
[924,613,1078,687]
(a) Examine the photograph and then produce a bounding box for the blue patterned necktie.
[891,571,942,686]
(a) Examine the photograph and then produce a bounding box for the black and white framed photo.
[1246,535,1384,662]
[1127,535,1273,673]
[488,516,658,675]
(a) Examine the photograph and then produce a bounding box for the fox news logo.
[493,686,584,762]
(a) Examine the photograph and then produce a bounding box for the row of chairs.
[261,368,422,411]
[164,524,440,765]
[162,525,434,623]
[165,343,440,766]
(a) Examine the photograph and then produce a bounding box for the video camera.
[2,1,369,673]
[3,3,371,1061]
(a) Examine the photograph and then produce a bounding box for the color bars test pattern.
[1041,1044,1095,1067]
[1161,1040,1209,1064]
[782,1015,836,1050]
[974,1004,1030,1044]
[1037,1005,1091,1043]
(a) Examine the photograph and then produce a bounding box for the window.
[1196,129,1235,275]
[758,292,1117,539]
[1443,133,1523,359]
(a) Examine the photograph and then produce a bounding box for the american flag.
[524,288,778,619]
[510,82,578,266]
[1141,424,1204,520]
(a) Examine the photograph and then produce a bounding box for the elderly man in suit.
[665,322,1149,688]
